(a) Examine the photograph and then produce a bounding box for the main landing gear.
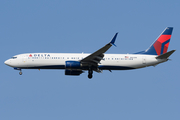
[88,68,93,79]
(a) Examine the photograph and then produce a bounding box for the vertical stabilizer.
[139,27,173,55]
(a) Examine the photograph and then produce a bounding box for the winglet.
[110,33,118,46]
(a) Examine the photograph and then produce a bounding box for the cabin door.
[142,57,146,64]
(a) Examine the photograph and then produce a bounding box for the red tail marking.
[163,42,169,54]
[153,35,171,55]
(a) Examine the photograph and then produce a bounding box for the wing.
[80,33,118,68]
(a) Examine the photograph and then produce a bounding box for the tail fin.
[137,27,173,55]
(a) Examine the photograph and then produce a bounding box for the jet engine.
[65,69,83,76]
[65,61,81,69]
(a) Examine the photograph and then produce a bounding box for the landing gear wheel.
[19,71,22,75]
[88,74,93,79]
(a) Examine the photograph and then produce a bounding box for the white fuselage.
[4,53,166,70]
[4,27,174,78]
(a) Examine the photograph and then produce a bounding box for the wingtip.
[110,32,118,46]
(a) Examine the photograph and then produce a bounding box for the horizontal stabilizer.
[156,50,176,59]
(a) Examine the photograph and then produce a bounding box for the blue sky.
[0,0,180,120]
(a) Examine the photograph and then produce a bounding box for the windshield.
[11,57,17,59]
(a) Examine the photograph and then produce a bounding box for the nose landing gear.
[14,68,22,75]
[19,71,22,75]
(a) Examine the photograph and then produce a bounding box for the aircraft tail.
[156,50,175,59]
[136,27,173,55]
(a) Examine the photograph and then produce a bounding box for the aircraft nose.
[4,60,8,65]
[4,60,10,66]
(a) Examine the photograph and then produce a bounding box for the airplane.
[4,27,175,79]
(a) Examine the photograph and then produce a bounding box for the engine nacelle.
[65,69,83,76]
[65,61,81,69]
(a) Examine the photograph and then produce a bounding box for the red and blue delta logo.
[153,35,171,55]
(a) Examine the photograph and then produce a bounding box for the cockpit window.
[11,57,17,59]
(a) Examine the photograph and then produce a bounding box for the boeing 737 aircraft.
[4,27,175,79]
